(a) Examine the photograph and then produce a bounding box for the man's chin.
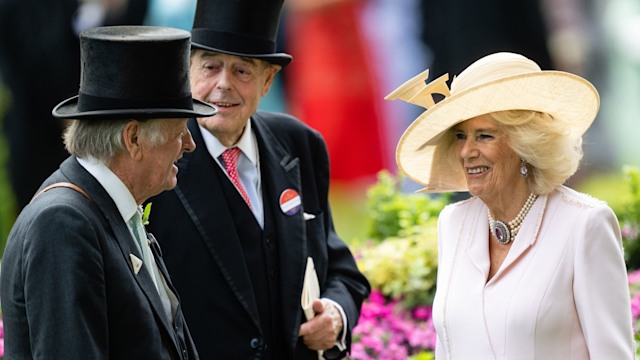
[196,115,221,129]
[163,176,178,192]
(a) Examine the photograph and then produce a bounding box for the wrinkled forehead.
[191,49,267,67]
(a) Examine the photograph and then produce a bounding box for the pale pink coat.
[432,186,635,359]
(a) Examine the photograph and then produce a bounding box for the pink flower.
[413,305,433,321]
[351,293,437,359]
[368,290,386,305]
[629,269,640,285]
[631,295,640,321]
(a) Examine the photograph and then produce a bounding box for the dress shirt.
[200,120,264,228]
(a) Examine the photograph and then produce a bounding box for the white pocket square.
[129,254,143,275]
[303,212,316,221]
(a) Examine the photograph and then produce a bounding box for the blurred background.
[0,0,639,251]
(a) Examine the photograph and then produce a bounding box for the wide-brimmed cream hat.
[387,52,599,193]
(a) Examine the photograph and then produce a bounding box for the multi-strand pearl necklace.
[488,193,538,245]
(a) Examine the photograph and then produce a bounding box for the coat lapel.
[174,119,261,330]
[252,114,306,346]
[464,198,491,280]
[487,195,548,284]
[488,194,548,283]
[463,194,548,284]
[58,157,180,348]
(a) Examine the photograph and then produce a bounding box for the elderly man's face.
[138,119,195,199]
[189,50,279,147]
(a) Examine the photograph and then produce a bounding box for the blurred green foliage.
[355,171,449,307]
[618,166,640,269]
[357,223,440,307]
[329,183,369,246]
[0,84,17,256]
[365,171,449,242]
[577,171,630,216]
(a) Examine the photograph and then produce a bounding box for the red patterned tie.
[221,147,252,209]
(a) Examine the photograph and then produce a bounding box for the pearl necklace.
[488,193,538,245]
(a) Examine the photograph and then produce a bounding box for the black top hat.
[191,0,292,67]
[52,26,217,120]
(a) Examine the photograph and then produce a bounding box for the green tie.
[129,209,177,322]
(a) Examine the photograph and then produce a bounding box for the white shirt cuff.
[322,298,347,350]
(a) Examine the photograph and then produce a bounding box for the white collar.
[76,156,139,223]
[199,118,258,165]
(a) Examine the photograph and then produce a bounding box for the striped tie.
[221,147,252,209]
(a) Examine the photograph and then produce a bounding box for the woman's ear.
[122,120,143,160]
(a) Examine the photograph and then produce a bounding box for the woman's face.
[452,114,521,201]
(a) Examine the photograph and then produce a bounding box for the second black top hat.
[190,0,292,67]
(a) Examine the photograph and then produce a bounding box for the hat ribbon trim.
[191,29,276,55]
[77,92,194,112]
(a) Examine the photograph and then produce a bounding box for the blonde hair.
[489,110,583,194]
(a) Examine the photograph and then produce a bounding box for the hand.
[298,299,343,351]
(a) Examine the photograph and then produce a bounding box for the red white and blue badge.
[279,189,301,216]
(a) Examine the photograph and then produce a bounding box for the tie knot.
[222,147,241,167]
[130,211,142,228]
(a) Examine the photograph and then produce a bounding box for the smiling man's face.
[189,50,279,146]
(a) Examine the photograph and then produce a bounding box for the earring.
[520,158,528,178]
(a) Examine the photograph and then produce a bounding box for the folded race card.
[301,256,320,321]
[301,256,323,358]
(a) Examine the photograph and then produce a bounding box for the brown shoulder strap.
[30,182,94,204]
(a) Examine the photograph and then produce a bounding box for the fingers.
[298,300,344,351]
[312,298,325,314]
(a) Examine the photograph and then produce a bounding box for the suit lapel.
[174,119,261,330]
[58,157,180,348]
[252,114,306,346]
[488,194,548,283]
[177,116,308,343]
[148,233,181,314]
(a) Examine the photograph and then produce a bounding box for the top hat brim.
[52,96,217,120]
[191,42,292,67]
[395,71,599,193]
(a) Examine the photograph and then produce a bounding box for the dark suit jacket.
[0,157,198,360]
[146,111,371,359]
